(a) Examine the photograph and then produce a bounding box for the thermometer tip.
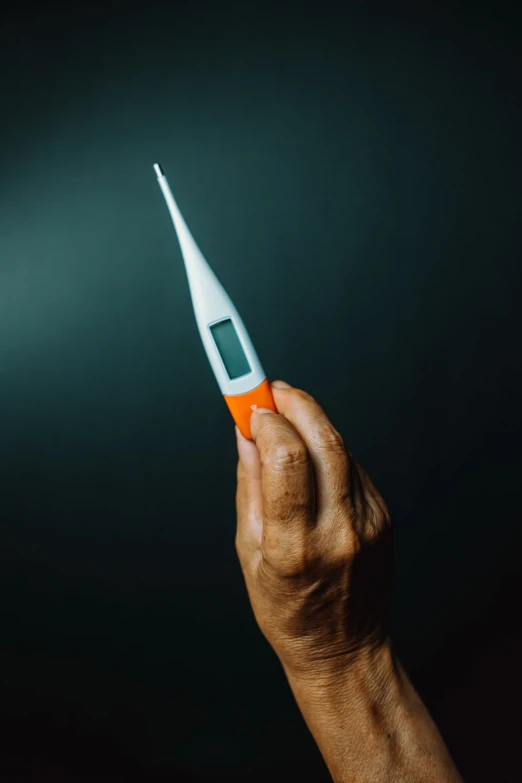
[153,162,164,178]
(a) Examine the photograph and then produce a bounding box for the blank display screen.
[209,318,251,380]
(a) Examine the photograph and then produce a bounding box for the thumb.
[235,423,264,559]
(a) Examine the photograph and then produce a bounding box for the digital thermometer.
[153,162,277,440]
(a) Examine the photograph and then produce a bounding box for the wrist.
[283,635,400,709]
[282,638,406,782]
[283,637,463,783]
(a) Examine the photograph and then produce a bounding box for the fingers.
[247,403,316,569]
[236,380,352,572]
[235,425,263,565]
[265,383,351,516]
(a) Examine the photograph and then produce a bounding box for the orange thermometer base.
[224,379,277,440]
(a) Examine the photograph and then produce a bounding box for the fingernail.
[272,380,291,388]
[250,405,272,415]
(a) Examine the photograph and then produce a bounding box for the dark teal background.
[1,1,521,779]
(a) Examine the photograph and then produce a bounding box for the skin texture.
[235,380,464,783]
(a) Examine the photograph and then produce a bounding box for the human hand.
[235,380,393,684]
[235,389,465,783]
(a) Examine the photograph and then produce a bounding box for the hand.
[235,380,393,683]
[235,387,465,783]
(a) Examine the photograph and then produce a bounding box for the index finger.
[249,404,316,563]
[265,383,351,516]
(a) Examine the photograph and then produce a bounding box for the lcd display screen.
[209,318,252,380]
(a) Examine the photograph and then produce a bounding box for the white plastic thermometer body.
[153,162,277,440]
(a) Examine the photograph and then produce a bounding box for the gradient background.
[1,1,521,780]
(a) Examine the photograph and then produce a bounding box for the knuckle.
[328,516,360,564]
[356,465,392,533]
[366,495,391,538]
[262,536,318,579]
[316,425,346,453]
[271,442,309,471]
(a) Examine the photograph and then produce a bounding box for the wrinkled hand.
[235,380,393,683]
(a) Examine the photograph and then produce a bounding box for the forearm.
[283,639,464,783]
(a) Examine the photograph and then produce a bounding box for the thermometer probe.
[153,162,278,440]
